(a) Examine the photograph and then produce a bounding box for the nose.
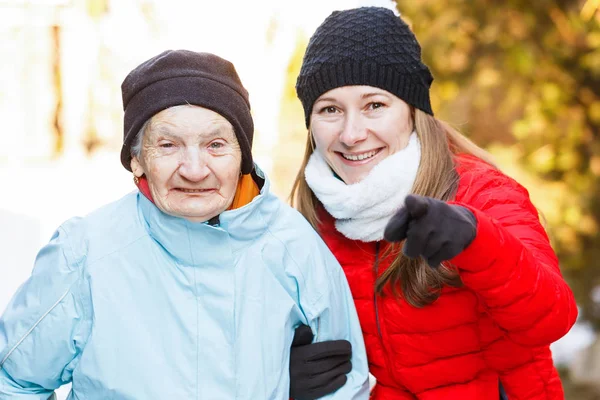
[178,148,211,182]
[339,114,368,147]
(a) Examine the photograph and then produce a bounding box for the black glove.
[383,194,477,268]
[289,324,352,400]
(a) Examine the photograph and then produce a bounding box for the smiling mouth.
[339,148,382,161]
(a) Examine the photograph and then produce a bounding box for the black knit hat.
[296,7,434,127]
[120,50,254,174]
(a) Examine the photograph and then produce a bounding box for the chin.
[169,195,231,219]
[345,177,363,185]
[340,170,371,185]
[175,209,218,222]
[166,204,215,220]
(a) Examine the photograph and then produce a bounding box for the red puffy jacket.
[318,154,578,400]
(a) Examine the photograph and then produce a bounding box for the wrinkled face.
[310,86,413,184]
[131,105,242,222]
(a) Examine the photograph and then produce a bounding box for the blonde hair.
[290,109,497,307]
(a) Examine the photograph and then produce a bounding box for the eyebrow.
[360,92,390,99]
[153,124,234,140]
[314,97,337,104]
[153,126,183,141]
[315,91,391,104]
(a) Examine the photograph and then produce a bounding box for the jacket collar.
[137,166,277,266]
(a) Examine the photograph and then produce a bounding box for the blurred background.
[0,0,599,398]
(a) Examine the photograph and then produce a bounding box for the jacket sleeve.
[449,168,577,346]
[302,239,370,400]
[0,221,91,398]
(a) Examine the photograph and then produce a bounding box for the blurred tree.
[82,0,110,154]
[274,33,309,198]
[395,0,600,327]
[51,24,63,156]
[86,0,109,19]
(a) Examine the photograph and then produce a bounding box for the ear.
[130,156,145,178]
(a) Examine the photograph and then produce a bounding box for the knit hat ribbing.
[120,50,254,174]
[296,7,434,127]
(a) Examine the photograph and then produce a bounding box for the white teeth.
[342,150,378,161]
[180,189,208,193]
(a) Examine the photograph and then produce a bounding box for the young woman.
[289,6,577,400]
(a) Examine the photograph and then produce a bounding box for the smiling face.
[130,105,242,222]
[310,85,413,184]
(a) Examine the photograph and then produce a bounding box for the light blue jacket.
[0,172,369,399]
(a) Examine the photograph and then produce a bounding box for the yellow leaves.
[564,205,598,237]
[557,150,579,171]
[394,0,600,325]
[488,144,560,217]
[458,19,479,36]
[488,143,596,258]
[528,144,555,174]
[564,205,583,226]
[556,204,590,253]
[587,32,600,48]
[480,25,501,45]
[589,101,600,123]
[501,84,526,117]
[506,10,530,40]
[554,225,580,251]
[581,50,600,71]
[581,0,600,22]
[447,49,469,73]
[541,82,563,108]
[512,120,531,141]
[549,7,578,46]
[476,67,501,88]
[508,45,535,75]
[579,88,597,105]
[590,156,600,176]
[512,109,547,140]
[86,0,108,20]
[281,34,307,103]
[437,81,460,101]
[579,215,598,235]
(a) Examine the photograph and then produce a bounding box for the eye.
[209,141,225,149]
[320,106,338,114]
[159,142,175,149]
[368,102,385,110]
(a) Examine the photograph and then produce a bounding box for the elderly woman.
[0,50,369,399]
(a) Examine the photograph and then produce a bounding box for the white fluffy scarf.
[304,133,421,242]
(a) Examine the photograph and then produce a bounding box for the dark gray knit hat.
[120,50,254,174]
[296,7,434,127]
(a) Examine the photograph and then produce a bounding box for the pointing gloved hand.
[383,194,477,268]
[289,324,353,400]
